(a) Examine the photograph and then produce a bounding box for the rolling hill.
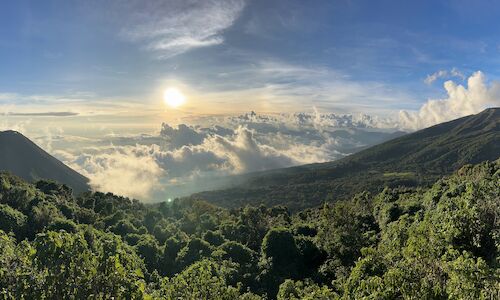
[0,130,89,194]
[193,108,500,211]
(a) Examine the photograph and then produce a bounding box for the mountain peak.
[0,130,89,194]
[0,130,22,135]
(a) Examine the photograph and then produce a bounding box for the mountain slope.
[0,130,89,194]
[193,108,500,211]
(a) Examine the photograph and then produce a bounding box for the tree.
[134,234,161,272]
[0,204,27,237]
[277,279,339,300]
[259,228,302,297]
[158,259,246,300]
[175,238,213,271]
[203,230,226,246]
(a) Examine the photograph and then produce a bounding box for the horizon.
[1,0,500,201]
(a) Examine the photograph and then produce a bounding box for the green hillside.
[194,108,500,211]
[0,159,498,299]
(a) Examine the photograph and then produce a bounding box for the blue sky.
[1,0,500,123]
[2,0,500,200]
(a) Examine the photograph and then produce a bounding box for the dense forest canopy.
[0,158,498,299]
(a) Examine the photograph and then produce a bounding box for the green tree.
[277,279,339,300]
[0,204,27,237]
[158,259,242,299]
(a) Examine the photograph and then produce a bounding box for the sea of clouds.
[16,71,499,201]
[52,110,401,200]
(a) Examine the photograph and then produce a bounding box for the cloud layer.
[56,111,401,200]
[57,145,164,200]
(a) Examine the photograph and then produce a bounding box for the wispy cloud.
[195,59,418,114]
[0,91,156,117]
[119,0,246,58]
[424,68,465,85]
[5,112,78,117]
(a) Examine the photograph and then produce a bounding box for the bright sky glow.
[164,88,186,108]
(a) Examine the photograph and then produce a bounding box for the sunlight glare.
[163,88,186,108]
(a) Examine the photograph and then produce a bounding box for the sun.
[163,87,186,108]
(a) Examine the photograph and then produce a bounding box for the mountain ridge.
[0,130,89,194]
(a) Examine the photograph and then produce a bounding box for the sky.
[1,0,500,200]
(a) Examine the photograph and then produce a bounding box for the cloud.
[151,126,297,182]
[400,71,500,130]
[198,60,418,114]
[190,126,297,173]
[58,126,301,200]
[424,70,448,85]
[424,68,465,85]
[120,0,246,58]
[0,119,31,134]
[450,68,466,80]
[5,112,78,117]
[60,145,165,200]
[54,110,402,200]
[160,123,206,147]
[0,90,158,119]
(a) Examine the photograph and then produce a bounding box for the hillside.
[0,130,89,194]
[0,157,498,299]
[193,108,500,211]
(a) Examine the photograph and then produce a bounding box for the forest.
[0,159,499,299]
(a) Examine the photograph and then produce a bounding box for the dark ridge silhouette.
[193,108,500,210]
[0,130,89,194]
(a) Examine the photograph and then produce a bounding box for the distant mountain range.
[193,108,500,211]
[0,130,89,194]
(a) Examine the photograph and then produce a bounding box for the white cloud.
[424,67,465,85]
[0,93,19,101]
[61,145,165,200]
[204,60,418,114]
[0,118,31,134]
[200,126,297,172]
[400,71,500,130]
[0,91,110,113]
[54,111,401,201]
[120,0,246,58]
[424,70,448,85]
[450,67,465,80]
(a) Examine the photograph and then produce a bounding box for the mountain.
[193,108,500,211]
[0,130,89,194]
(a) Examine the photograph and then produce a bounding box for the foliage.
[0,159,498,299]
[0,204,27,236]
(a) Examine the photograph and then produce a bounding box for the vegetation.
[0,158,498,298]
